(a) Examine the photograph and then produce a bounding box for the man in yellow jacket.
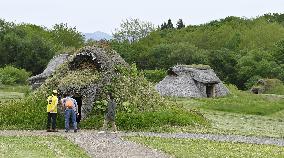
[46,90,58,132]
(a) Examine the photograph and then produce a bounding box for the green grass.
[0,85,30,101]
[190,85,284,116]
[165,85,284,137]
[125,136,284,158]
[0,85,31,93]
[0,91,24,100]
[0,136,90,158]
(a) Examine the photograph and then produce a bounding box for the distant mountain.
[84,31,112,41]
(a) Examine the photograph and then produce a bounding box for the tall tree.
[160,22,167,30]
[176,19,185,29]
[51,23,85,49]
[167,19,174,29]
[113,18,155,43]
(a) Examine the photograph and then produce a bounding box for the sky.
[0,0,283,34]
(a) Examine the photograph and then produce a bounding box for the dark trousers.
[47,112,57,130]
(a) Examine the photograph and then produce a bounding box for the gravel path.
[1,130,284,157]
[123,132,284,147]
[0,130,170,158]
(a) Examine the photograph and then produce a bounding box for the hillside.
[111,13,284,89]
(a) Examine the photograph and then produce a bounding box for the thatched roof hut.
[156,65,230,98]
[29,46,128,119]
[28,54,69,89]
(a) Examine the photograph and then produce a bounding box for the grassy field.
[126,136,284,158]
[0,136,90,158]
[0,85,29,101]
[166,85,284,138]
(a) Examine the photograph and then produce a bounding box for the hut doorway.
[73,96,82,121]
[206,84,215,98]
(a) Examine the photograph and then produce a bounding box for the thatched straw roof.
[156,65,229,98]
[169,65,220,84]
[28,54,69,89]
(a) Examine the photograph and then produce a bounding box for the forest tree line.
[0,13,284,89]
[111,13,284,89]
[0,20,84,75]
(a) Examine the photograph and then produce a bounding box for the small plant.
[94,100,108,114]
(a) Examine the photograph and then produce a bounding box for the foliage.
[0,65,31,85]
[237,49,283,88]
[51,23,85,49]
[58,69,100,89]
[113,18,155,43]
[80,105,208,131]
[0,136,89,158]
[94,100,108,113]
[126,136,284,158]
[0,19,84,74]
[0,91,64,129]
[116,107,208,131]
[142,69,167,83]
[109,64,167,112]
[161,19,174,30]
[176,19,185,29]
[111,14,284,89]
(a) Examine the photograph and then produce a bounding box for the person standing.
[98,92,117,134]
[62,94,78,133]
[46,90,58,132]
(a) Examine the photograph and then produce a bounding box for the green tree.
[167,19,174,29]
[160,22,167,30]
[274,39,284,64]
[208,49,239,85]
[113,18,155,43]
[50,23,84,49]
[237,49,282,89]
[176,19,185,29]
[0,65,31,85]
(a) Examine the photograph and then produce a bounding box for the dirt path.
[0,130,170,158]
[1,130,284,157]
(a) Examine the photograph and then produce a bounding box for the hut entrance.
[73,96,82,121]
[206,84,215,98]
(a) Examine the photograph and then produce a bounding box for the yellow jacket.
[47,95,58,113]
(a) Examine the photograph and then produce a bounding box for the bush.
[0,92,64,130]
[0,66,31,85]
[142,69,167,83]
[116,107,208,131]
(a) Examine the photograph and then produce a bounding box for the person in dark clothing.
[76,112,81,129]
[98,92,117,134]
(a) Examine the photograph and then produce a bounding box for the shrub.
[0,92,64,129]
[0,66,31,85]
[142,69,167,83]
[116,107,208,131]
[80,106,209,131]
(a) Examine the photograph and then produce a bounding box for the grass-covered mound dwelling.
[250,79,284,95]
[0,46,208,130]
